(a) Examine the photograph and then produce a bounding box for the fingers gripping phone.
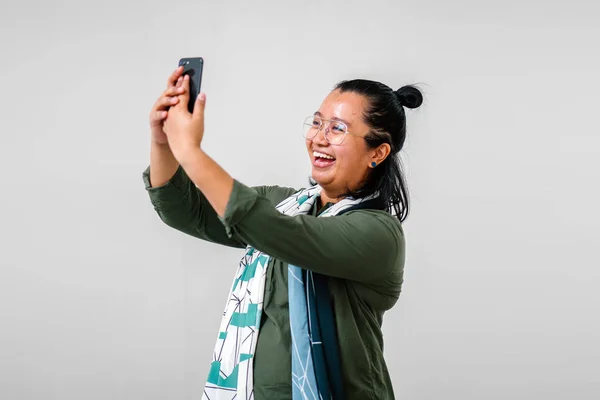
[178,57,203,113]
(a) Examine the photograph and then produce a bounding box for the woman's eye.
[332,123,345,132]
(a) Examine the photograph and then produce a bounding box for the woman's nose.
[313,125,329,145]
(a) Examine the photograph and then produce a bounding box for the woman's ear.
[371,143,391,166]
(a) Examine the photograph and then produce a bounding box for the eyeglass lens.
[302,116,348,145]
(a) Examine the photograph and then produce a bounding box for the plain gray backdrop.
[1,0,599,399]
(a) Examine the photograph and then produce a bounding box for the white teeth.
[313,151,335,160]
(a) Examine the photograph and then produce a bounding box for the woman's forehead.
[319,90,367,127]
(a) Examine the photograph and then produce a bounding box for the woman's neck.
[319,190,340,206]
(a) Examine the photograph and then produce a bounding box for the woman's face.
[305,89,386,200]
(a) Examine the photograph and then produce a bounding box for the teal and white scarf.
[202,185,375,400]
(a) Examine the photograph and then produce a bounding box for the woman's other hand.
[149,66,185,145]
[162,74,207,164]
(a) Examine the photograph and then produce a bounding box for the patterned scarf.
[202,185,375,400]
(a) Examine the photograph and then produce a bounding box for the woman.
[143,66,423,400]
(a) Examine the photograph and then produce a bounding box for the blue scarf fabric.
[289,267,344,399]
[289,196,385,400]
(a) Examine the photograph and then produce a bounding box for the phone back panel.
[178,57,203,113]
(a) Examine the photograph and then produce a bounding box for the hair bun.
[395,85,423,109]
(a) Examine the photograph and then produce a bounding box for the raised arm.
[143,165,298,249]
[143,165,244,247]
[219,179,405,284]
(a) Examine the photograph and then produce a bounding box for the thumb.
[192,92,206,122]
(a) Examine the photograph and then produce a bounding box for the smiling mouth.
[312,151,336,168]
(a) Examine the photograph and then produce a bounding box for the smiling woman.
[142,66,423,400]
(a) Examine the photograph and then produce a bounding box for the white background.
[1,0,599,398]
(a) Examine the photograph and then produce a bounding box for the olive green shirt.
[143,165,404,400]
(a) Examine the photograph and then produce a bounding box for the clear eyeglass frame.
[302,115,363,146]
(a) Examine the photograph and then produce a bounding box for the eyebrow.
[313,111,352,127]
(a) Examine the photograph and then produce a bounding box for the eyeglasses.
[302,115,363,146]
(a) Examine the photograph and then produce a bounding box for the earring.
[371,162,377,167]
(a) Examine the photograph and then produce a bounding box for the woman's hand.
[162,74,207,164]
[149,66,186,145]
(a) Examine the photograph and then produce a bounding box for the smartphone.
[178,57,204,113]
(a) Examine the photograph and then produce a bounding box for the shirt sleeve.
[220,179,405,284]
[142,166,297,248]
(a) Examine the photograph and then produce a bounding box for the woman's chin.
[311,169,334,186]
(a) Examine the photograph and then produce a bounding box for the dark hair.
[332,79,423,222]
